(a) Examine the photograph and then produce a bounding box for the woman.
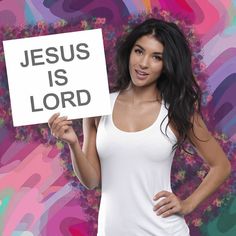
[48,18,231,236]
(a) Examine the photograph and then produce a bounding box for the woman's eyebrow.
[153,52,163,56]
[134,44,144,50]
[134,44,163,55]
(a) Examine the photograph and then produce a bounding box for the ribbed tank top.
[96,91,190,236]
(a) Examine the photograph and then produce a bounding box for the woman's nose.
[139,56,149,69]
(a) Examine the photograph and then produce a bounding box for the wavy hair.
[112,18,202,151]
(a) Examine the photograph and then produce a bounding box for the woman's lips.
[135,69,149,80]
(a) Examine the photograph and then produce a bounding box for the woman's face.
[129,34,164,88]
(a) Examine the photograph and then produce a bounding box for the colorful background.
[0,1,236,236]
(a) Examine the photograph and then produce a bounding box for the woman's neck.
[124,83,161,104]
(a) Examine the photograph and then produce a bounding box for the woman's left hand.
[153,191,192,217]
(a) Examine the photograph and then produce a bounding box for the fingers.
[153,191,182,218]
[158,206,178,218]
[53,118,71,133]
[51,115,68,131]
[153,197,171,211]
[58,122,73,137]
[153,190,171,200]
[48,113,72,138]
[154,201,180,217]
[48,112,60,128]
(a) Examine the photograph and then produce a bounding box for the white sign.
[3,28,111,127]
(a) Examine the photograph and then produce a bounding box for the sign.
[3,28,111,127]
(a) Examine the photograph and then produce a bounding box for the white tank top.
[96,91,190,236]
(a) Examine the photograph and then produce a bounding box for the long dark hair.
[112,18,202,151]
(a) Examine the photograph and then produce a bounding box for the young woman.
[48,18,231,236]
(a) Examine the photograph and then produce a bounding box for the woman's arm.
[153,113,231,217]
[48,114,101,189]
[180,113,231,213]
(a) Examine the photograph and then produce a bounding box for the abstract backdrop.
[0,1,236,236]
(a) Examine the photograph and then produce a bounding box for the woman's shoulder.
[92,91,120,129]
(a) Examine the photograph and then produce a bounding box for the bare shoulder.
[168,113,210,143]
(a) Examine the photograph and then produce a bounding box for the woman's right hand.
[48,113,78,145]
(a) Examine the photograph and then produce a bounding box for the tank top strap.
[110,91,120,111]
[98,91,119,129]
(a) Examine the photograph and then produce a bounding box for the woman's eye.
[153,55,162,61]
[134,49,143,55]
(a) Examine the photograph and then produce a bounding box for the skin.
[48,34,231,219]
